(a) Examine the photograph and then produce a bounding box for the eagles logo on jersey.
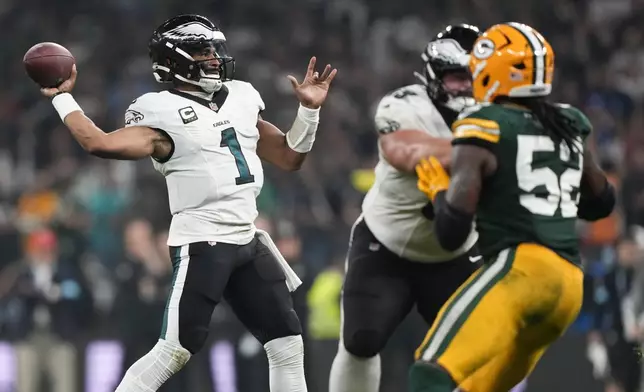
[124,109,144,125]
[376,118,401,134]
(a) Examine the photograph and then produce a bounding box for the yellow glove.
[415,157,450,202]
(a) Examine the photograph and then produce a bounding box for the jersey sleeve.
[557,104,592,141]
[124,94,163,129]
[251,85,265,114]
[240,81,265,114]
[451,105,500,151]
[374,97,422,134]
[124,93,175,164]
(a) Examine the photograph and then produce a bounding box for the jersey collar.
[169,84,229,112]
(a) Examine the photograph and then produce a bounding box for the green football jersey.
[451,103,592,266]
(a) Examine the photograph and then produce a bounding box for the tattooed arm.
[433,144,497,251]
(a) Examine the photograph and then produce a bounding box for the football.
[23,42,75,88]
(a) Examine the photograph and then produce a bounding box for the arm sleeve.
[569,105,615,221]
[577,177,616,221]
[433,191,475,251]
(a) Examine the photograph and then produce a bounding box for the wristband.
[51,93,83,122]
[297,104,320,122]
[286,104,320,153]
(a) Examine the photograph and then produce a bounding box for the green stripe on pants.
[160,246,183,340]
[419,248,516,361]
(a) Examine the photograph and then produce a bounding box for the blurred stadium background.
[1,0,644,391]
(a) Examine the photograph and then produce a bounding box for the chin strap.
[413,71,428,86]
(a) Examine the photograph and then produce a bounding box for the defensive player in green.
[408,22,616,392]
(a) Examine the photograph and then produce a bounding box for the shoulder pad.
[555,103,592,138]
[452,103,500,145]
[456,102,493,120]
[374,95,418,134]
[385,84,425,100]
[124,92,163,127]
[226,80,265,112]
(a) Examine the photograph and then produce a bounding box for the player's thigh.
[415,248,522,386]
[341,220,415,356]
[162,242,237,353]
[416,244,583,389]
[412,246,481,325]
[224,239,301,345]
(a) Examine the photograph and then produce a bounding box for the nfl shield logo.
[209,102,219,111]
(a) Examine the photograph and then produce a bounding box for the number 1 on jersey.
[220,128,255,185]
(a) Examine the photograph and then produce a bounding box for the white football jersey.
[124,80,265,247]
[362,84,478,262]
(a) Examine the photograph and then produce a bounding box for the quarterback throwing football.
[38,14,336,392]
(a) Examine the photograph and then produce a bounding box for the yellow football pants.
[414,243,583,392]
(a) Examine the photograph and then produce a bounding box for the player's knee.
[177,323,209,354]
[255,308,302,344]
[343,329,387,358]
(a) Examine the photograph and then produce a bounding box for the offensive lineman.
[37,14,336,392]
[411,23,616,391]
[329,24,483,392]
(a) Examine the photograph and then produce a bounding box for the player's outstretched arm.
[380,130,452,173]
[61,112,168,160]
[577,144,616,221]
[256,57,337,171]
[40,65,170,161]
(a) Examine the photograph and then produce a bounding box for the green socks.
[408,361,458,392]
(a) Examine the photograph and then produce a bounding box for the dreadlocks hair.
[500,96,583,154]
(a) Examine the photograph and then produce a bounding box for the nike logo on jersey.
[213,120,231,128]
[469,255,482,263]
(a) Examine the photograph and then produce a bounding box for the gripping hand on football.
[287,57,337,109]
[416,157,450,202]
[41,64,77,98]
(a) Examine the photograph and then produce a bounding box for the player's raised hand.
[41,64,78,98]
[287,57,338,109]
[416,157,451,201]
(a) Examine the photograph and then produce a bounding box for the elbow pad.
[577,179,616,221]
[433,191,474,252]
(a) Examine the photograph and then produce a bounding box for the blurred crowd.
[2,0,644,391]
